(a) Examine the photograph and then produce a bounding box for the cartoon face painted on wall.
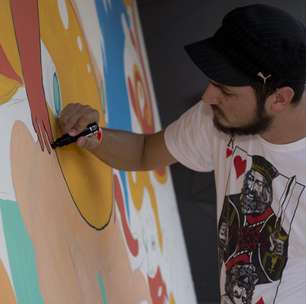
[0,0,195,302]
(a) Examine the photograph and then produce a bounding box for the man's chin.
[213,116,273,136]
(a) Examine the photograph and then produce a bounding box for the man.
[59,4,306,304]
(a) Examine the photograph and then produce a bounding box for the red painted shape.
[128,75,154,133]
[234,155,247,178]
[113,175,139,257]
[148,267,168,304]
[10,0,53,152]
[256,297,265,304]
[225,253,250,271]
[247,208,273,225]
[154,167,166,177]
[0,45,22,83]
[226,148,233,158]
[97,128,103,143]
[130,9,155,133]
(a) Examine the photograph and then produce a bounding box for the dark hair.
[252,81,305,106]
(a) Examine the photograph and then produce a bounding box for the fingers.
[58,103,99,134]
[45,116,54,143]
[33,117,54,153]
[33,117,44,152]
[59,103,83,133]
[42,123,52,154]
[43,117,54,154]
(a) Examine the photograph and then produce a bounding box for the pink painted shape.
[10,0,53,152]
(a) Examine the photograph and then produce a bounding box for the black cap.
[185,4,306,86]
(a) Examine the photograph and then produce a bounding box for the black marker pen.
[51,122,100,149]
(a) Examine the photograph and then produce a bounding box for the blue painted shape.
[95,0,131,131]
[0,199,44,303]
[95,0,132,220]
[97,273,108,304]
[53,73,62,116]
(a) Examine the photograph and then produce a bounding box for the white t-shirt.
[165,101,306,304]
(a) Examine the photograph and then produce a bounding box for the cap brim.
[184,38,252,86]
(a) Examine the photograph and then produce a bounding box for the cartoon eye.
[53,73,62,116]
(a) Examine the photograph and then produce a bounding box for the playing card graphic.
[219,146,305,304]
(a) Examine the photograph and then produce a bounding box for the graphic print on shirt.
[218,146,305,304]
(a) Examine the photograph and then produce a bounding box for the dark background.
[137,1,306,303]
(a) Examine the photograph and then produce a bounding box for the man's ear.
[267,86,295,113]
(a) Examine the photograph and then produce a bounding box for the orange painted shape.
[128,171,164,251]
[0,0,22,75]
[153,167,168,185]
[0,0,22,104]
[169,292,176,304]
[0,45,21,83]
[0,260,16,304]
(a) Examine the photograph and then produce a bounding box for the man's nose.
[201,83,221,105]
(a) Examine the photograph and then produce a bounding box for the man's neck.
[260,95,306,145]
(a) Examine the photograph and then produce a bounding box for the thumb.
[76,134,100,150]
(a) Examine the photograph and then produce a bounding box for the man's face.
[232,283,247,304]
[241,170,272,214]
[202,81,273,135]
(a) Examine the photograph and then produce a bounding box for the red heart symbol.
[256,297,265,304]
[234,156,246,178]
[226,148,233,158]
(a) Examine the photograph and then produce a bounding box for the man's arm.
[58,103,177,171]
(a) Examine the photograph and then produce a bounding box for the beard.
[211,101,273,136]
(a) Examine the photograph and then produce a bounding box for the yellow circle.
[41,0,113,229]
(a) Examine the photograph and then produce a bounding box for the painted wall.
[0,0,196,303]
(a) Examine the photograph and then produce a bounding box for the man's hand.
[58,103,100,149]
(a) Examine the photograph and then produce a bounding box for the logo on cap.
[257,72,272,84]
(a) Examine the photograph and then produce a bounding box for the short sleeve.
[164,101,215,172]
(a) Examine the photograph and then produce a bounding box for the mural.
[0,0,196,303]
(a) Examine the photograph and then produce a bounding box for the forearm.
[58,103,177,170]
[88,128,147,171]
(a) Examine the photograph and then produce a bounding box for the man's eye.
[222,90,233,97]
